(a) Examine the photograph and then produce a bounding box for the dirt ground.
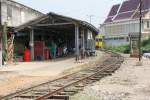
[71,56,150,100]
[0,51,106,96]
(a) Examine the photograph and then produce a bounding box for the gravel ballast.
[71,57,150,100]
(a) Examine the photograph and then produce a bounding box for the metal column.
[30,29,34,61]
[75,24,79,61]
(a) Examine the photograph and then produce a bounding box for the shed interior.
[14,25,76,61]
[13,12,98,62]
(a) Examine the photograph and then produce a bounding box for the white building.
[101,0,150,46]
[0,0,44,27]
[0,0,44,66]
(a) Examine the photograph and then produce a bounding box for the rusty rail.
[0,51,124,100]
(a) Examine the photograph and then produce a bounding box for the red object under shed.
[23,49,30,62]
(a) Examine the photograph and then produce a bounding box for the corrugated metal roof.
[14,12,99,34]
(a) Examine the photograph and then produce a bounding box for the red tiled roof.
[114,11,134,20]
[104,0,150,23]
[118,0,139,13]
[108,4,120,17]
[142,0,150,10]
[104,17,113,23]
[132,10,149,19]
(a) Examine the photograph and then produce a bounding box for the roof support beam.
[35,22,73,27]
[54,15,77,24]
[31,15,50,26]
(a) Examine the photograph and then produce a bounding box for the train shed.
[13,12,98,61]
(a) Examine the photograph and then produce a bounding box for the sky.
[14,0,124,27]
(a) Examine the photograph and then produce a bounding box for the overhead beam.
[54,16,77,24]
[35,23,73,27]
[32,26,74,32]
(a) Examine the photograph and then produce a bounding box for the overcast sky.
[14,0,124,27]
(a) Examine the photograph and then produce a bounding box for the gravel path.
[71,56,150,100]
[0,51,106,96]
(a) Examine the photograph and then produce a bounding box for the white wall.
[1,0,43,27]
[101,19,150,46]
[103,20,140,37]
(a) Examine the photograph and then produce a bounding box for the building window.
[146,21,149,28]
[87,30,93,39]
[7,5,12,20]
[126,37,129,42]
[21,11,25,23]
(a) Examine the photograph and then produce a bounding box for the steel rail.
[0,71,81,100]
[0,51,124,100]
[36,58,120,100]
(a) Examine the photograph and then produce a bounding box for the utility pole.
[139,0,142,61]
[87,15,94,23]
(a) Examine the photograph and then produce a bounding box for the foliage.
[141,37,150,53]
[105,44,130,54]
[105,37,150,54]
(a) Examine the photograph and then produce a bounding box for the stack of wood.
[6,34,14,64]
[2,22,15,64]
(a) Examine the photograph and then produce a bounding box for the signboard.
[129,33,139,58]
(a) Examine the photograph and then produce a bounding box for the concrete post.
[82,29,85,52]
[81,28,85,59]
[0,34,2,67]
[75,24,79,61]
[1,22,8,65]
[30,29,34,61]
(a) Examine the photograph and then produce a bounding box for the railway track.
[0,51,124,100]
